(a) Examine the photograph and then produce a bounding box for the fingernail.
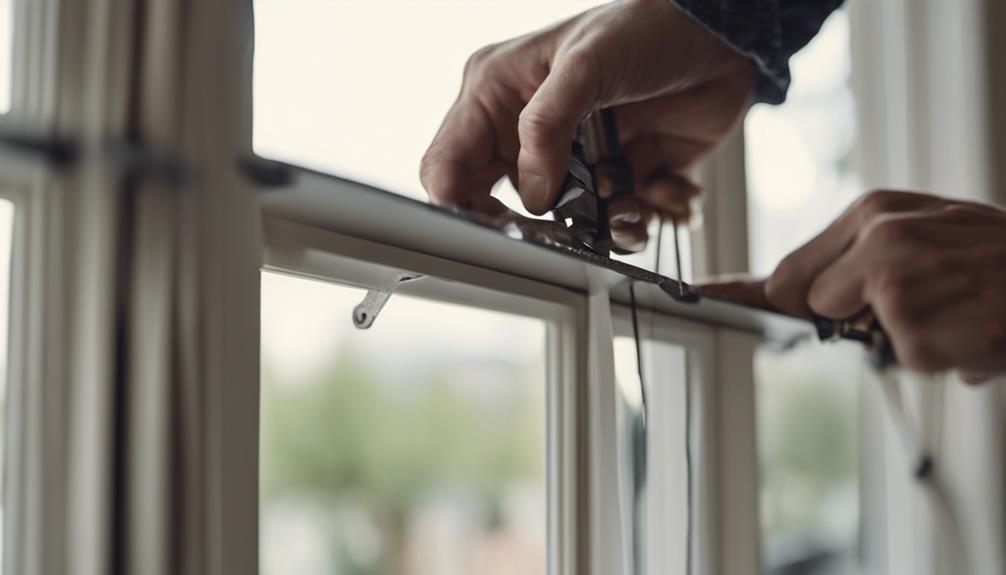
[519,172,548,211]
[608,203,641,224]
[610,229,646,253]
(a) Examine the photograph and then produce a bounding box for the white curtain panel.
[44,0,261,574]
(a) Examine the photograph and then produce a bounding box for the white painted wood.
[547,314,585,575]
[586,284,628,575]
[260,173,810,342]
[710,330,760,575]
[693,129,750,281]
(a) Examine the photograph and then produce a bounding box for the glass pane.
[744,9,865,575]
[756,343,861,574]
[0,199,14,567]
[614,336,691,575]
[253,0,600,205]
[260,272,547,575]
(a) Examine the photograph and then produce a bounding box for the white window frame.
[263,220,586,575]
[257,163,802,575]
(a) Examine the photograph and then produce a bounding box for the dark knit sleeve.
[670,0,845,104]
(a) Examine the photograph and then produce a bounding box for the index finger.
[765,190,945,318]
[420,98,505,208]
[696,278,773,311]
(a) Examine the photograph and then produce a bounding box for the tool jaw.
[552,111,636,258]
[553,143,606,255]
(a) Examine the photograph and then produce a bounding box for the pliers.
[552,108,634,258]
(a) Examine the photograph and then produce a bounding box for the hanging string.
[872,367,966,572]
[646,218,693,574]
[629,283,647,414]
[655,221,664,276]
[657,216,693,575]
[629,282,646,575]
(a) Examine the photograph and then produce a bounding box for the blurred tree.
[260,343,544,574]
[757,348,859,535]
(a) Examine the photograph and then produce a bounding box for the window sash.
[260,161,798,575]
[264,226,586,575]
[260,165,806,341]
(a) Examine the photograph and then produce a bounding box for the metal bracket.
[352,271,423,329]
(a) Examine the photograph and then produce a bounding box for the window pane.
[744,9,865,575]
[260,272,547,575]
[253,0,600,206]
[756,343,861,574]
[614,336,691,575]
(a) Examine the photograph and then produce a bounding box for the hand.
[758,190,1006,382]
[420,0,756,252]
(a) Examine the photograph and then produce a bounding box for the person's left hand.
[703,190,1006,382]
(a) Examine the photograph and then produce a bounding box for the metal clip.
[352,272,423,329]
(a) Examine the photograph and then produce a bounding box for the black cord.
[655,221,664,276]
[656,218,693,575]
[651,221,692,575]
[628,283,647,575]
[629,283,647,414]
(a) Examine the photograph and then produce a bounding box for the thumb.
[517,50,602,215]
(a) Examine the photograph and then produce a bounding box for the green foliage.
[756,347,859,535]
[260,342,544,509]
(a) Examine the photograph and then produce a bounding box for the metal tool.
[551,108,700,304]
[550,110,889,365]
[813,310,896,369]
[669,220,699,303]
[552,108,633,258]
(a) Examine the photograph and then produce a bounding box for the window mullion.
[585,289,628,575]
[709,329,760,575]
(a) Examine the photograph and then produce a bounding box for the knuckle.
[853,190,901,224]
[772,254,804,284]
[419,145,441,180]
[419,153,437,191]
[562,46,604,97]
[564,45,603,75]
[873,271,911,309]
[764,256,804,308]
[463,44,498,79]
[862,216,912,247]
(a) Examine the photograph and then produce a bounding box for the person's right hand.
[420,0,756,252]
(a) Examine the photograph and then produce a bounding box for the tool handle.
[813,311,897,369]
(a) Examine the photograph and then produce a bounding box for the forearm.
[669,0,845,103]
